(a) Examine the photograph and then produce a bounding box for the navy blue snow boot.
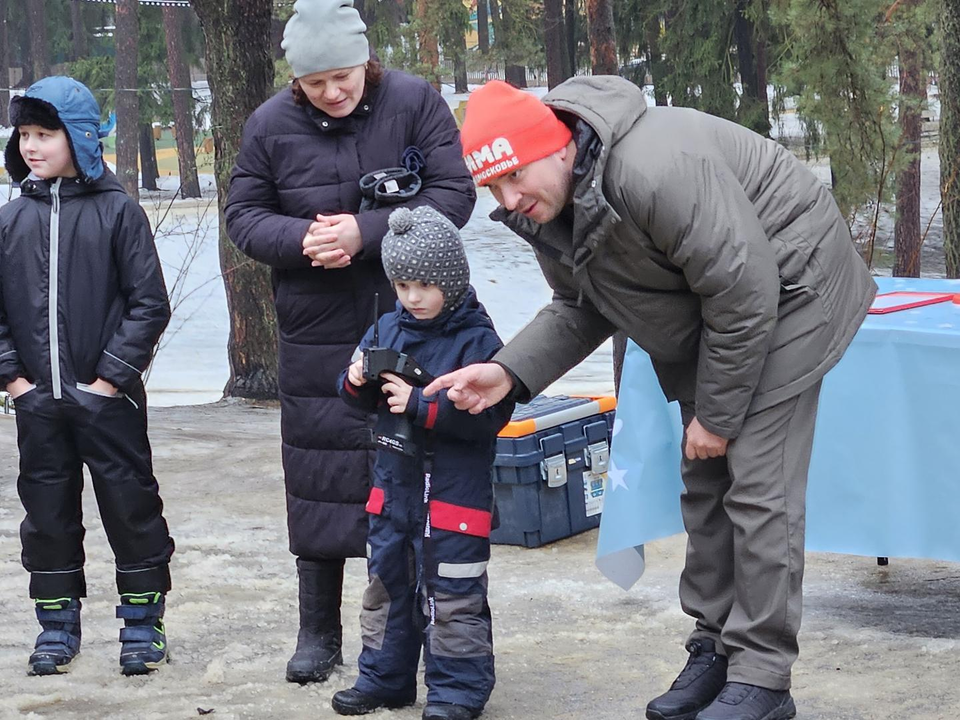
[116,592,168,675]
[29,598,82,676]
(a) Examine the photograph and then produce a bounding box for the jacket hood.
[542,75,647,150]
[5,76,108,183]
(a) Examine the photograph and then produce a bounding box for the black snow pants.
[13,383,174,599]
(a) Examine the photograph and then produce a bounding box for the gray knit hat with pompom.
[382,206,470,313]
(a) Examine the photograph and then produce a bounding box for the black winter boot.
[696,683,796,720]
[646,638,728,720]
[285,558,345,683]
[422,703,482,719]
[29,598,82,676]
[331,687,417,715]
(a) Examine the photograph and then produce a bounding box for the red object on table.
[868,291,959,315]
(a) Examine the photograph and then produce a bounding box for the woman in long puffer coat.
[225,0,476,684]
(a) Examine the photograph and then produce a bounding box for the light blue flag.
[595,277,960,590]
[595,343,685,589]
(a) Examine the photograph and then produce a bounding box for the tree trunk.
[942,0,960,278]
[488,0,502,48]
[115,0,140,200]
[191,0,279,399]
[564,0,577,75]
[26,0,49,82]
[477,0,490,54]
[139,123,160,191]
[734,0,770,136]
[416,0,441,92]
[270,17,286,59]
[0,0,9,127]
[544,0,570,89]
[500,0,526,88]
[453,31,468,93]
[162,5,202,198]
[894,32,923,277]
[755,5,769,102]
[586,0,617,75]
[71,1,88,60]
[646,15,668,106]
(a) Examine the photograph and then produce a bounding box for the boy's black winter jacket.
[338,287,514,501]
[0,170,171,394]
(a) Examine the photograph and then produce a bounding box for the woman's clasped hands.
[302,213,363,268]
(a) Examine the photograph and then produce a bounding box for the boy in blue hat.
[0,77,175,676]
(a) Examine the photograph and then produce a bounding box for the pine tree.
[115,0,140,200]
[477,0,490,54]
[942,0,960,277]
[71,1,88,61]
[192,0,280,400]
[26,0,48,84]
[659,0,738,119]
[544,0,570,88]
[587,0,617,74]
[437,0,470,92]
[892,0,932,276]
[417,0,442,91]
[735,0,771,136]
[163,4,202,198]
[776,0,901,231]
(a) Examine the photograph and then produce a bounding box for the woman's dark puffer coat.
[225,70,476,559]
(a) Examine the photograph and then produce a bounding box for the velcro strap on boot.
[37,629,81,651]
[116,602,164,621]
[119,626,159,644]
[35,608,81,623]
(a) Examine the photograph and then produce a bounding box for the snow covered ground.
[0,402,958,719]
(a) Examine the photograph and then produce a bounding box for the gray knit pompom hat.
[282,0,369,78]
[382,206,470,313]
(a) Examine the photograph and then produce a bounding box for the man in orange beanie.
[427,78,877,720]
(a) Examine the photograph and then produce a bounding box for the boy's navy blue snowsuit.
[0,78,174,599]
[338,287,514,713]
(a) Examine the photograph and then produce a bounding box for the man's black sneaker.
[646,638,728,720]
[423,703,482,720]
[696,682,797,720]
[331,687,417,716]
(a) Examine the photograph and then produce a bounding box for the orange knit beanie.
[460,81,573,186]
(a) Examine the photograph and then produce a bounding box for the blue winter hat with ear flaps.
[6,76,106,183]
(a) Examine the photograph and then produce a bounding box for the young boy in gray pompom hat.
[336,206,515,720]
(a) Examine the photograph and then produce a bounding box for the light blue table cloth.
[596,277,960,589]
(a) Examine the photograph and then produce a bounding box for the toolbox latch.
[585,440,609,474]
[539,434,567,488]
[540,453,567,488]
[537,435,567,488]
